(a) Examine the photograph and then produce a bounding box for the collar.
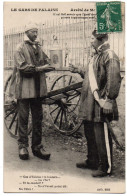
[24,34,41,46]
[97,42,110,53]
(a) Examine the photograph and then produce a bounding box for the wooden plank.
[42,87,82,104]
[41,81,82,100]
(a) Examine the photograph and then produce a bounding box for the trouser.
[84,121,99,167]
[17,98,43,150]
[84,121,113,173]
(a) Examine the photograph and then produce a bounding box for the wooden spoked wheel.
[4,74,32,139]
[4,74,18,139]
[48,74,82,135]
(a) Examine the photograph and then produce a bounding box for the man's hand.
[28,65,36,72]
[102,99,113,114]
[98,99,113,114]
[93,91,113,114]
[36,64,55,72]
[98,98,106,108]
[69,63,78,73]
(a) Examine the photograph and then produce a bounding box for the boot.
[92,168,108,177]
[92,160,109,177]
[32,145,50,160]
[76,160,98,170]
[19,147,29,160]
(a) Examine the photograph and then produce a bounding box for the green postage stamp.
[96,2,122,33]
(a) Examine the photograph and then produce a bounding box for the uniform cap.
[92,29,108,40]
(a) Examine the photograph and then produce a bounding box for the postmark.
[96,2,122,33]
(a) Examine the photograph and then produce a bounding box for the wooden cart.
[4,70,83,139]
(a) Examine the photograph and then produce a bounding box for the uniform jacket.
[78,42,121,122]
[9,38,49,99]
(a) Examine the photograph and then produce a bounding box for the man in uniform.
[9,23,53,160]
[69,29,121,177]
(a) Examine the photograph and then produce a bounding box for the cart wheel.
[4,74,18,138]
[48,74,82,135]
[4,74,32,139]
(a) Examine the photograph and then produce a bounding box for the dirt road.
[4,118,125,193]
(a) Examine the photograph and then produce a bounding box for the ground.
[4,107,125,175]
[4,106,125,193]
[4,71,125,193]
[42,111,125,180]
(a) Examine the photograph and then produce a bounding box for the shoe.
[19,147,29,160]
[76,161,90,169]
[92,169,108,177]
[32,146,50,160]
[76,161,98,170]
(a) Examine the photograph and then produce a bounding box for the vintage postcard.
[3,1,125,193]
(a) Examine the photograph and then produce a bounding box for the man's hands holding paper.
[36,64,55,72]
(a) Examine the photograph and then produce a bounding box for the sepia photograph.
[3,1,125,193]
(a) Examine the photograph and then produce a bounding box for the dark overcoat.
[78,43,121,122]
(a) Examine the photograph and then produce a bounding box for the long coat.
[78,43,121,122]
[9,40,49,99]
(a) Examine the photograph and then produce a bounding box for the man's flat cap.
[24,22,38,32]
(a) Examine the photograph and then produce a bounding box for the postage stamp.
[96,2,122,33]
